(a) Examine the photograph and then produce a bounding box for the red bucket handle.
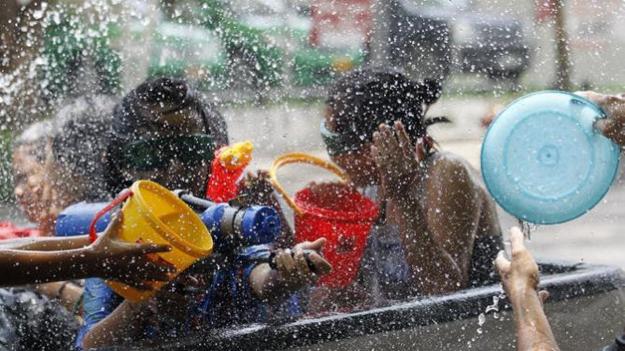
[269,153,349,216]
[88,189,134,243]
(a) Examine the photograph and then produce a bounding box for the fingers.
[394,121,416,160]
[135,260,176,281]
[275,249,296,277]
[574,91,607,105]
[595,118,610,134]
[306,251,332,275]
[495,250,511,274]
[256,169,270,178]
[538,290,550,306]
[372,123,404,174]
[122,279,153,291]
[509,227,526,256]
[372,124,391,159]
[101,211,124,237]
[415,138,426,164]
[296,238,327,252]
[378,123,399,153]
[370,145,380,163]
[136,243,173,255]
[595,118,620,143]
[294,250,312,280]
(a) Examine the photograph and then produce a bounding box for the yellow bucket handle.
[269,152,349,216]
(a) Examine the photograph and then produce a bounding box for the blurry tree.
[553,0,571,90]
[197,0,283,92]
[537,0,571,90]
[40,7,122,102]
[1,1,121,130]
[161,0,177,19]
[0,1,47,74]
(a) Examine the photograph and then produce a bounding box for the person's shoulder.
[427,151,476,180]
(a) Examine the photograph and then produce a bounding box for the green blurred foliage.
[40,5,122,101]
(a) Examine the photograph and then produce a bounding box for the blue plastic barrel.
[55,202,110,236]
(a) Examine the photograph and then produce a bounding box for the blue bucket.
[481,91,621,225]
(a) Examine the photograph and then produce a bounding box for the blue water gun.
[55,190,281,253]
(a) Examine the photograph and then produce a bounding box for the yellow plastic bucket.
[103,180,213,301]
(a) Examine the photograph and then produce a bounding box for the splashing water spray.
[518,218,537,241]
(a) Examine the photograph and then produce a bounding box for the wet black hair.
[105,77,229,195]
[52,95,117,201]
[326,68,449,147]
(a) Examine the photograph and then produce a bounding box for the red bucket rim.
[294,187,379,222]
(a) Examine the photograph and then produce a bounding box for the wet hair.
[105,77,229,195]
[51,95,117,201]
[326,68,448,146]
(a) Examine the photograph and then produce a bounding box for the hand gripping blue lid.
[481,91,621,224]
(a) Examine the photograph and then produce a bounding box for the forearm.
[34,281,83,310]
[0,235,91,251]
[82,301,150,348]
[511,289,560,351]
[0,247,98,285]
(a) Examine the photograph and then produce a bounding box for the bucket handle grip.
[269,153,348,216]
[88,189,134,243]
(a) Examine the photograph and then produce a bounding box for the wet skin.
[325,109,502,295]
[12,142,61,235]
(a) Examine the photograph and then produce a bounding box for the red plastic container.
[269,153,379,288]
[294,183,378,288]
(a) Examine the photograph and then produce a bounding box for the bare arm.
[250,239,332,303]
[0,235,91,251]
[496,227,559,351]
[82,301,151,349]
[399,158,479,293]
[372,122,477,294]
[0,214,174,287]
[0,247,103,285]
[34,281,83,310]
[510,289,557,351]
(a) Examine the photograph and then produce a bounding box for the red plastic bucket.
[270,153,379,288]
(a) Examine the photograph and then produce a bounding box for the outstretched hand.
[371,121,427,201]
[88,213,176,290]
[273,238,332,291]
[575,91,625,147]
[495,227,549,305]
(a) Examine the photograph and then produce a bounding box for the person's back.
[427,151,502,286]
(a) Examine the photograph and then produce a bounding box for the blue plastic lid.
[55,202,110,237]
[481,91,621,225]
